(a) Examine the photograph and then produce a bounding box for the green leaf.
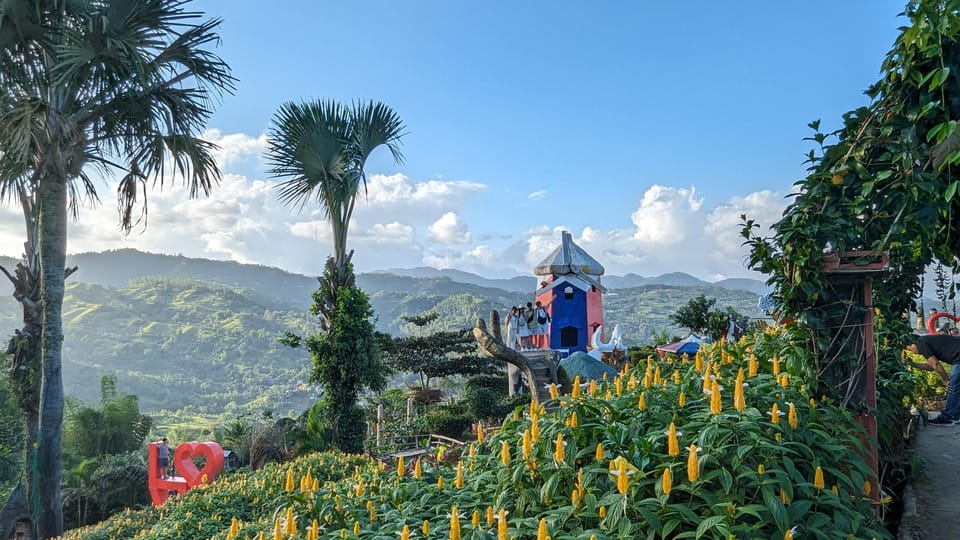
[946,181,958,202]
[695,516,726,539]
[929,67,950,91]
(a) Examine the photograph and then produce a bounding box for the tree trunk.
[0,482,28,540]
[36,175,67,539]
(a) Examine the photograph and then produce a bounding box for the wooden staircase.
[521,350,560,403]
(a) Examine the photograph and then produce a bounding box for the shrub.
[423,406,472,439]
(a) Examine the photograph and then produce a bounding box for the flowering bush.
[60,328,890,539]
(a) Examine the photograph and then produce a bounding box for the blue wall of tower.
[548,284,589,352]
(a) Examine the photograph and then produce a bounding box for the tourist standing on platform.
[158,437,170,479]
[524,302,538,350]
[506,306,520,350]
[517,306,531,350]
[535,300,551,350]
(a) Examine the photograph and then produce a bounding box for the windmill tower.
[533,231,606,353]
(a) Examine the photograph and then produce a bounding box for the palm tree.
[265,99,404,328]
[0,1,234,536]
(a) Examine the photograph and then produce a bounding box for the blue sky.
[0,1,910,280]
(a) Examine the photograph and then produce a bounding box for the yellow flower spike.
[537,518,549,540]
[599,506,607,518]
[780,489,790,505]
[770,403,781,425]
[397,455,405,478]
[469,443,476,459]
[571,487,580,505]
[775,432,782,443]
[497,508,508,540]
[687,444,699,482]
[614,376,622,396]
[472,510,480,527]
[831,485,839,496]
[785,526,797,540]
[638,391,647,411]
[477,424,485,444]
[273,518,283,540]
[779,374,789,388]
[810,397,817,408]
[788,402,798,429]
[616,456,629,495]
[654,365,662,384]
[702,363,712,395]
[437,475,445,489]
[311,520,319,539]
[285,507,296,534]
[400,524,411,540]
[227,517,239,539]
[423,520,430,535]
[522,429,532,459]
[695,353,703,371]
[772,355,780,376]
[486,506,495,525]
[568,411,579,428]
[414,458,422,480]
[554,432,566,465]
[450,506,461,540]
[642,372,651,388]
[604,389,612,400]
[710,380,722,415]
[672,369,681,384]
[588,379,597,395]
[662,467,673,495]
[814,466,825,490]
[455,460,464,489]
[748,353,758,376]
[733,368,746,412]
[549,382,559,399]
[531,416,540,442]
[667,422,679,457]
[758,463,765,475]
[285,467,295,493]
[501,441,511,466]
[595,442,604,461]
[678,392,686,407]
[355,478,365,497]
[864,480,872,496]
[627,374,638,390]
[572,375,581,398]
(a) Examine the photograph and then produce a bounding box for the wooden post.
[376,404,383,447]
[406,397,413,423]
[821,250,887,507]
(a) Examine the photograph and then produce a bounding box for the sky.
[0,1,910,281]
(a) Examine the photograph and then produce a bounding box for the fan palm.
[266,99,404,326]
[0,1,233,536]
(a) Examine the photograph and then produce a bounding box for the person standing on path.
[535,300,551,350]
[906,334,960,424]
[506,307,520,350]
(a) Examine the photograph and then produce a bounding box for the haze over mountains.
[0,249,767,421]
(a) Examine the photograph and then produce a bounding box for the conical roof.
[533,231,605,277]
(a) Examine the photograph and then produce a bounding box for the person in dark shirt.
[906,334,960,424]
[158,437,170,479]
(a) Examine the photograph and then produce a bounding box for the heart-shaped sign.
[173,441,225,488]
[927,312,960,335]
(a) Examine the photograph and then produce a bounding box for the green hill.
[0,252,762,423]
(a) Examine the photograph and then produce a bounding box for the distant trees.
[63,375,152,460]
[384,328,502,390]
[670,295,748,341]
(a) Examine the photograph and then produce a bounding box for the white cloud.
[202,129,268,169]
[630,185,703,244]
[428,212,471,244]
[527,189,548,201]
[0,131,788,285]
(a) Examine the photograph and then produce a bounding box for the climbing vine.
[741,0,960,507]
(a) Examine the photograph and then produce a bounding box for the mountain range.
[0,249,767,423]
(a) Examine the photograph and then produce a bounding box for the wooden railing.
[366,434,465,461]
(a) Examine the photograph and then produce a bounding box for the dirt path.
[899,414,960,539]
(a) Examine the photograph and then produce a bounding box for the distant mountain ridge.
[1,249,770,298]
